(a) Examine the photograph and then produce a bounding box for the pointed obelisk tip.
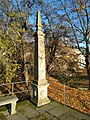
[37,10,42,26]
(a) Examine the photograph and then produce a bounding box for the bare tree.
[59,0,90,89]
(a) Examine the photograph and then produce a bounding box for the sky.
[1,0,89,49]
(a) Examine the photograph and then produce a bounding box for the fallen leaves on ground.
[47,76,90,115]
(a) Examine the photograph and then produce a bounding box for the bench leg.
[11,102,16,115]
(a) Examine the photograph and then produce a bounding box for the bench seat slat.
[0,95,18,102]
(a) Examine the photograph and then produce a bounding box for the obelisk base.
[31,82,50,107]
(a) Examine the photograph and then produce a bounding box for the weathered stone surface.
[36,104,54,114]
[0,95,18,115]
[30,115,46,120]
[58,113,77,120]
[43,112,57,120]
[18,104,39,118]
[6,115,28,120]
[68,110,90,120]
[34,10,46,83]
[48,105,70,117]
[49,101,61,107]
[31,11,50,107]
[1,100,89,120]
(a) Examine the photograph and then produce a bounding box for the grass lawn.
[68,75,89,88]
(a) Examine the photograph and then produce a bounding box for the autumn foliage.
[47,77,90,115]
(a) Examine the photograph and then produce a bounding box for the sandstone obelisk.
[31,11,50,107]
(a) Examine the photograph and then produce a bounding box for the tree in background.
[0,0,89,88]
[0,0,36,83]
[36,1,81,83]
[58,0,90,89]
[39,1,69,72]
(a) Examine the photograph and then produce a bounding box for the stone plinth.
[31,83,50,107]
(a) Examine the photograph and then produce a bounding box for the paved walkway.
[0,99,90,120]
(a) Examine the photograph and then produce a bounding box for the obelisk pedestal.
[31,11,50,107]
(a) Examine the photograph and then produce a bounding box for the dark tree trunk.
[46,40,57,74]
[87,68,90,90]
[85,38,90,90]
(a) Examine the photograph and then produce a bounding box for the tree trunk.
[85,36,90,90]
[87,68,90,90]
[46,42,57,74]
[85,54,90,90]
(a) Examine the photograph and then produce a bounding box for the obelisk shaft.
[34,11,47,84]
[31,11,50,107]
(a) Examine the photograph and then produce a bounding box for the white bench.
[0,95,19,115]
